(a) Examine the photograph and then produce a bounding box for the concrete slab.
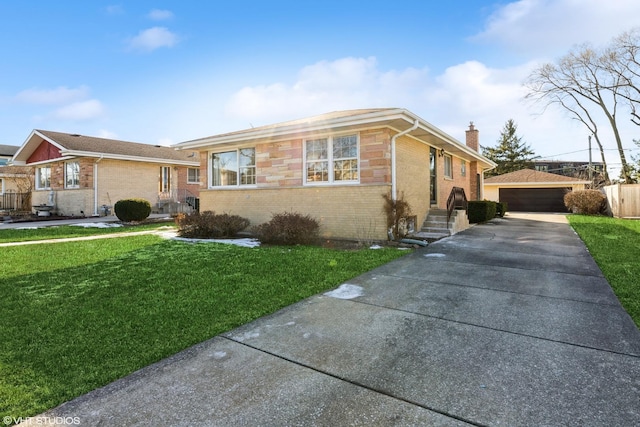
[366,253,616,305]
[225,296,640,427]
[36,336,469,427]
[345,274,640,355]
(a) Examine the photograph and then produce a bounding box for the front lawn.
[568,215,640,327]
[0,221,173,243]
[0,234,408,420]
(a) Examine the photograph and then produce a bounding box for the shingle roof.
[37,130,197,163]
[179,108,398,144]
[484,168,590,184]
[0,144,19,156]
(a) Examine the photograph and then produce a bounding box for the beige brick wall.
[97,159,167,208]
[396,136,431,227]
[437,154,473,207]
[199,184,391,240]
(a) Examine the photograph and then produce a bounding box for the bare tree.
[524,29,639,183]
[603,28,640,126]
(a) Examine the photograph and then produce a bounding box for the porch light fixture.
[438,148,445,157]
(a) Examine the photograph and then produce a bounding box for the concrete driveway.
[21,213,640,426]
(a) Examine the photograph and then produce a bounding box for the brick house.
[11,130,200,216]
[174,108,495,240]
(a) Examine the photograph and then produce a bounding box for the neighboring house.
[173,108,496,240]
[533,159,605,179]
[0,145,30,212]
[484,169,590,212]
[0,144,19,166]
[10,130,200,216]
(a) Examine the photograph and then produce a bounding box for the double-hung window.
[36,166,51,190]
[444,154,453,179]
[187,168,200,184]
[211,148,255,187]
[65,161,80,189]
[306,134,358,184]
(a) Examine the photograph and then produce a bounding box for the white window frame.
[187,168,200,184]
[444,154,453,179]
[209,148,256,188]
[304,133,359,185]
[36,166,51,190]
[65,161,80,189]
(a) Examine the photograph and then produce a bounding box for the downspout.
[391,119,419,201]
[93,155,103,216]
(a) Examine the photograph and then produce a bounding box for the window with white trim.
[65,161,80,189]
[305,134,358,184]
[187,168,200,184]
[461,160,466,177]
[36,166,51,189]
[444,154,453,179]
[211,148,255,187]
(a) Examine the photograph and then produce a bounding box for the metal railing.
[157,189,199,212]
[447,187,468,226]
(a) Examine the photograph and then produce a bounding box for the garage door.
[499,188,570,212]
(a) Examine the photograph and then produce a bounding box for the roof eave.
[60,150,199,166]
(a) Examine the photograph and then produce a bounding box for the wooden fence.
[603,184,640,218]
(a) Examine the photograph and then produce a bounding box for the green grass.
[568,215,640,327]
[0,221,173,243]
[0,234,409,419]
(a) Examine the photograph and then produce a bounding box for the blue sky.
[1,0,639,172]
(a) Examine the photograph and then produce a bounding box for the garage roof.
[485,169,590,185]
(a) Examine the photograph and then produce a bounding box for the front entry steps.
[409,208,470,242]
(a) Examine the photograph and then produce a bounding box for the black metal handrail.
[447,187,468,226]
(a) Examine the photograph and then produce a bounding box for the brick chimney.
[465,122,479,152]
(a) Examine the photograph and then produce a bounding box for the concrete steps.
[408,208,470,242]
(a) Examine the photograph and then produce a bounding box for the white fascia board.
[173,109,413,150]
[12,130,66,162]
[60,150,199,166]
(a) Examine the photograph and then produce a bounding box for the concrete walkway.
[21,214,640,426]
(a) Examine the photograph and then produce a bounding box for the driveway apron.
[24,214,640,426]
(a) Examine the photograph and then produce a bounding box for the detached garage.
[484,169,590,213]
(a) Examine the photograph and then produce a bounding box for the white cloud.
[15,86,90,105]
[52,100,106,121]
[127,27,179,52]
[96,129,119,139]
[225,57,431,124]
[222,55,633,169]
[472,0,640,56]
[105,5,124,15]
[148,9,174,21]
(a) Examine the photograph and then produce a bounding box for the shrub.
[496,202,508,218]
[114,198,151,222]
[252,212,320,245]
[175,211,250,238]
[468,200,497,223]
[382,191,413,239]
[564,190,607,215]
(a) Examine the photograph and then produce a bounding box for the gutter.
[391,119,419,201]
[93,155,103,216]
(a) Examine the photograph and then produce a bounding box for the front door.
[430,147,437,204]
[160,166,171,194]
